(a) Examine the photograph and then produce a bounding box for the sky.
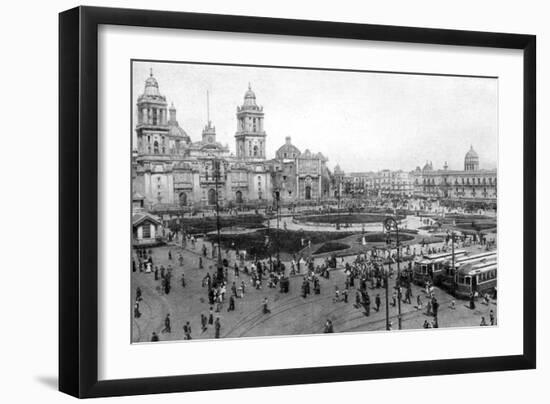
[132,61,497,173]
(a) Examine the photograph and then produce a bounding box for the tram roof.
[458,261,497,276]
[421,249,467,261]
[455,251,497,262]
[451,251,497,267]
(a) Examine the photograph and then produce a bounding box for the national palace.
[132,71,496,210]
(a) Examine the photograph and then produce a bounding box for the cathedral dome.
[422,161,433,172]
[464,145,479,171]
[242,83,258,108]
[244,83,256,100]
[168,124,190,143]
[465,145,478,159]
[276,136,301,160]
[144,70,161,97]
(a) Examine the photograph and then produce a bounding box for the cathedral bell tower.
[135,69,169,155]
[235,83,266,161]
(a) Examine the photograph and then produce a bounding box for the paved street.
[132,238,497,343]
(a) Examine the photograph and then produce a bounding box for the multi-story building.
[335,146,494,202]
[337,169,413,197]
[410,146,497,202]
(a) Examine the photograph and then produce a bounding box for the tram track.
[223,295,302,338]
[234,295,334,338]
[330,294,457,333]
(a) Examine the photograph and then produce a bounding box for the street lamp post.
[180,211,185,249]
[450,231,458,296]
[335,180,341,230]
[385,262,390,330]
[212,158,223,281]
[274,190,281,263]
[384,216,402,330]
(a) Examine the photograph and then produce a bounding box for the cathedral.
[132,71,331,210]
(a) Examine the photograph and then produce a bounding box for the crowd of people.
[132,208,497,341]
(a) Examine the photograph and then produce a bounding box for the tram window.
[458,276,465,284]
[465,277,471,285]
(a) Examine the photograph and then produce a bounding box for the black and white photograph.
[131,60,498,343]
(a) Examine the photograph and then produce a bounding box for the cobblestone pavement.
[132,239,497,343]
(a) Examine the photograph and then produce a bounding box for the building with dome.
[410,146,497,203]
[269,136,332,202]
[464,145,479,171]
[133,71,333,210]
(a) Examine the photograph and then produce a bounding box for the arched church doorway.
[305,186,312,200]
[179,192,187,206]
[208,188,216,205]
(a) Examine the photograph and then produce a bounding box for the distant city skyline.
[132,61,498,173]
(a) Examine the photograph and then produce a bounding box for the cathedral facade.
[132,71,331,210]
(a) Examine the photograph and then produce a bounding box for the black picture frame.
[59,6,536,398]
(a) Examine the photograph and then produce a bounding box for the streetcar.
[439,250,497,291]
[412,249,467,286]
[445,251,497,274]
[455,260,497,299]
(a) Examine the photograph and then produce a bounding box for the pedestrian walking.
[324,319,334,333]
[489,310,495,325]
[134,302,141,318]
[375,294,381,312]
[262,297,271,314]
[214,317,221,338]
[183,321,192,340]
[333,286,340,303]
[404,285,412,304]
[469,292,476,310]
[162,314,171,333]
[208,307,214,325]
[432,298,439,318]
[228,295,235,312]
[201,314,208,332]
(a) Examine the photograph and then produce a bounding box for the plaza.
[131,63,498,343]
[132,204,497,343]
